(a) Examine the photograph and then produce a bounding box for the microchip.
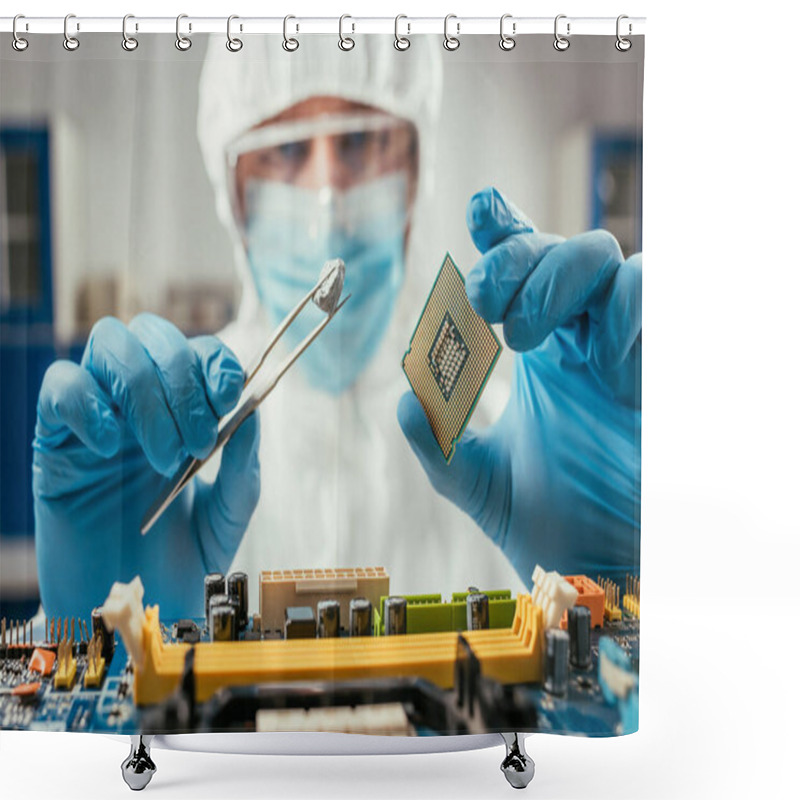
[402,253,502,462]
[173,619,200,643]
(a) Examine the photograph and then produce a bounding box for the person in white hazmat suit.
[33,36,642,621]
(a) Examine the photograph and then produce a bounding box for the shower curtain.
[0,22,642,740]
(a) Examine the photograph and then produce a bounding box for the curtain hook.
[63,13,80,51]
[339,14,355,51]
[553,14,570,51]
[443,14,460,51]
[122,14,138,51]
[283,15,299,52]
[175,14,192,51]
[227,15,243,52]
[616,15,632,51]
[499,14,516,51]
[12,15,29,52]
[394,14,410,51]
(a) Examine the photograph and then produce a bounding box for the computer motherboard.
[0,567,639,737]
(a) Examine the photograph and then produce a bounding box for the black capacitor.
[349,597,373,637]
[567,605,592,670]
[91,606,115,662]
[207,593,230,631]
[226,572,248,630]
[317,600,341,638]
[225,594,241,638]
[383,596,407,636]
[466,592,490,631]
[204,573,225,621]
[544,629,570,696]
[210,603,237,642]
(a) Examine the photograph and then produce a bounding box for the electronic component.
[11,682,42,700]
[373,590,516,635]
[466,591,490,630]
[531,565,579,629]
[130,591,544,705]
[312,258,346,314]
[567,606,592,670]
[598,637,637,704]
[100,577,147,668]
[83,634,107,688]
[210,603,237,642]
[259,567,389,633]
[349,598,373,637]
[383,597,407,636]
[54,637,77,690]
[284,606,317,640]
[255,703,412,735]
[317,600,341,638]
[224,593,241,630]
[2,564,636,739]
[28,647,56,677]
[543,629,569,696]
[173,619,201,644]
[597,577,622,622]
[204,573,226,620]
[560,575,605,629]
[227,572,248,631]
[402,253,502,462]
[92,606,116,662]
[624,574,640,618]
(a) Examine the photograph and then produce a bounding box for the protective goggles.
[225,111,417,226]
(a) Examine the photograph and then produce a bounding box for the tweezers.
[140,260,349,535]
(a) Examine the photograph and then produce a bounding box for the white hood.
[197,32,443,333]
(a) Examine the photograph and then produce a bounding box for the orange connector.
[559,575,605,630]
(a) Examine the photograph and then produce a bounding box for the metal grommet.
[499,13,516,51]
[443,14,460,51]
[282,15,299,52]
[175,14,192,51]
[615,15,632,52]
[12,15,29,52]
[226,15,243,52]
[553,14,570,52]
[338,14,355,51]
[122,14,138,51]
[63,14,80,51]
[394,14,410,51]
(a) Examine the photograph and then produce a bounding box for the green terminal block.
[374,591,516,635]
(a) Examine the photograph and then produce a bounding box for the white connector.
[530,564,579,629]
[100,575,146,668]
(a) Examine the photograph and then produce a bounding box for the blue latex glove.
[33,313,261,620]
[398,187,641,586]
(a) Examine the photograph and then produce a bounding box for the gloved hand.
[398,187,641,586]
[33,313,261,620]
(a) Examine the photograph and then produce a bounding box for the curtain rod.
[0,16,646,36]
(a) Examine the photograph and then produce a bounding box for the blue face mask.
[243,173,408,394]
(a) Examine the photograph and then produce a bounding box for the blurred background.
[0,34,642,619]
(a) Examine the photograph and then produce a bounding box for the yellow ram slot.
[134,594,544,706]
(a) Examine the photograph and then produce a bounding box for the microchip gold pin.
[402,253,502,462]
